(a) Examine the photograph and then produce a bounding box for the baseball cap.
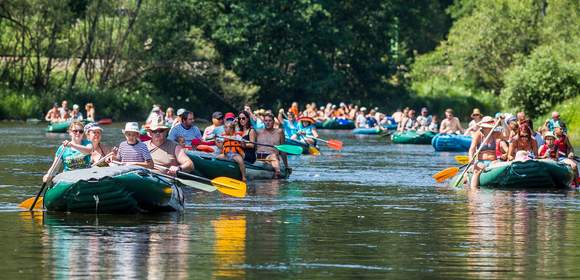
[224,112,236,121]
[212,111,223,119]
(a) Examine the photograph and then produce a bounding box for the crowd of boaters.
[42,101,576,186]
[44,100,95,123]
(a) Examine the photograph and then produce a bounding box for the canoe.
[44,166,185,213]
[451,160,574,189]
[391,130,436,144]
[431,134,472,152]
[315,119,355,130]
[46,120,89,133]
[352,124,397,135]
[186,151,289,180]
[284,138,320,155]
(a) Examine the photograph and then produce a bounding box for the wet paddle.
[219,136,303,155]
[455,155,469,165]
[308,136,343,150]
[21,146,65,210]
[154,165,246,198]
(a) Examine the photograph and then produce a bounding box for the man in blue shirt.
[168,111,202,145]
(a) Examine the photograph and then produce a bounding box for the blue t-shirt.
[251,118,265,130]
[366,117,378,128]
[56,139,92,171]
[283,119,299,138]
[296,123,315,141]
[168,123,202,143]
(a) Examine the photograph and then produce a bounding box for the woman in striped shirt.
[115,122,153,168]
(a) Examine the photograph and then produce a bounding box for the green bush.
[503,46,580,118]
[0,89,42,120]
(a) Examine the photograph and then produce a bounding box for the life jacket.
[539,144,559,160]
[222,133,244,155]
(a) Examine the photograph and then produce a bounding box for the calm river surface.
[1,122,580,279]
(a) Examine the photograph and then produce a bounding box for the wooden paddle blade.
[275,144,303,155]
[19,197,44,210]
[455,155,469,165]
[308,146,321,156]
[211,177,247,198]
[432,167,459,183]
[326,139,343,150]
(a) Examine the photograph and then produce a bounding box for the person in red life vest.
[216,113,246,181]
[554,124,578,179]
[537,132,559,160]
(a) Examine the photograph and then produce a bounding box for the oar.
[155,165,246,198]
[152,168,218,193]
[20,146,66,210]
[308,136,343,150]
[450,121,500,187]
[91,150,116,167]
[219,136,303,155]
[455,155,469,165]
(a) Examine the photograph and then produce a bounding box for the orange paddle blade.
[432,167,459,183]
[19,197,44,210]
[326,139,343,150]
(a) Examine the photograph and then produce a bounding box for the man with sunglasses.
[145,121,193,176]
[168,110,202,146]
[256,113,289,178]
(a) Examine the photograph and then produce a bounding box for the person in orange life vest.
[537,132,559,160]
[216,113,246,181]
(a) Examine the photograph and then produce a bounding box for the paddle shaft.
[218,136,302,154]
[30,146,65,210]
[453,121,500,187]
[154,164,214,184]
[91,151,115,167]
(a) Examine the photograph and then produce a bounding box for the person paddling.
[256,113,289,178]
[42,121,93,183]
[291,116,318,146]
[144,121,193,176]
[468,116,501,189]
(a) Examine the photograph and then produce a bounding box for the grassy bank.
[534,95,580,145]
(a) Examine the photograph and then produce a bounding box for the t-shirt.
[168,123,202,143]
[202,125,225,142]
[282,119,299,137]
[118,141,152,163]
[417,115,432,128]
[56,139,92,171]
[355,115,367,128]
[366,116,378,128]
[547,119,567,133]
[251,118,265,130]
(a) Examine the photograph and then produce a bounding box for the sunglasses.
[71,129,84,134]
[238,116,247,120]
[151,130,166,135]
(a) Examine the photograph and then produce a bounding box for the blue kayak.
[431,134,472,152]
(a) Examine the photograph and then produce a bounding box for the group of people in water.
[42,101,577,188]
[44,100,95,123]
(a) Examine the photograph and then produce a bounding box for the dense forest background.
[0,0,577,122]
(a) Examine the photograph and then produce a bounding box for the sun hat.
[477,116,495,128]
[212,111,224,119]
[147,121,168,131]
[152,105,160,112]
[122,122,140,134]
[543,131,556,140]
[360,107,367,112]
[176,108,186,116]
[471,108,482,117]
[84,123,102,133]
[298,116,316,124]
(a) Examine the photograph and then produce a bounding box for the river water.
[1,122,580,279]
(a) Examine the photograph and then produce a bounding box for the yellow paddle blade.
[211,177,247,198]
[455,155,469,165]
[308,146,321,156]
[19,197,44,210]
[432,167,460,183]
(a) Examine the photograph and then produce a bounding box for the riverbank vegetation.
[0,0,577,122]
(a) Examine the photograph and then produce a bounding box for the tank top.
[256,129,280,154]
[242,128,256,163]
[146,140,178,168]
[555,135,569,154]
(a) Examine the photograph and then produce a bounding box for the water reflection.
[213,215,247,278]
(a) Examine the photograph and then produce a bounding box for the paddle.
[219,136,303,155]
[21,146,65,210]
[308,146,321,155]
[155,165,246,198]
[308,136,343,150]
[152,168,218,193]
[450,120,500,187]
[91,150,116,167]
[455,155,469,165]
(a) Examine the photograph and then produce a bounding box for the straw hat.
[147,121,168,131]
[298,116,316,124]
[471,108,482,117]
[477,116,495,128]
[543,131,556,140]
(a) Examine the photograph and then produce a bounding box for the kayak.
[451,160,574,189]
[186,151,290,180]
[315,119,355,130]
[352,124,397,135]
[44,166,185,213]
[46,120,89,133]
[284,138,320,155]
[391,130,436,144]
[431,134,472,152]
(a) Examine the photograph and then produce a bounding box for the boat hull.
[431,134,472,152]
[186,151,289,180]
[391,131,436,144]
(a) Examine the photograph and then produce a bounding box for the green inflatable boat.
[451,160,574,189]
[186,151,290,180]
[44,166,185,213]
[46,120,89,133]
[391,130,436,144]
